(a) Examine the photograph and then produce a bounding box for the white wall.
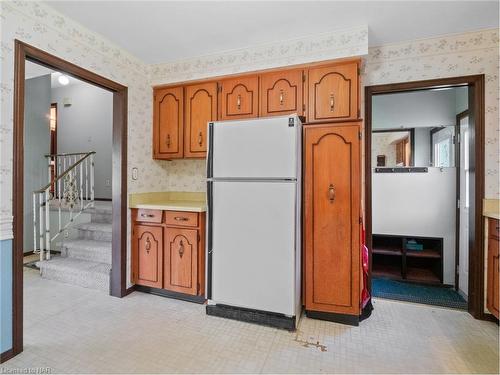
[51,83,113,199]
[372,168,456,285]
[23,75,51,253]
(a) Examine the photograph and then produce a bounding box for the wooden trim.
[153,58,361,90]
[0,349,15,364]
[364,75,485,319]
[11,40,128,361]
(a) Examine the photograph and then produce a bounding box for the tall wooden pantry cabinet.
[303,122,362,325]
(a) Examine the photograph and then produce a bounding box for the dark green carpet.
[372,277,467,310]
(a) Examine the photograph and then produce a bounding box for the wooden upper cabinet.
[308,62,359,122]
[260,70,304,117]
[132,224,163,288]
[164,227,198,295]
[220,76,259,120]
[184,82,217,158]
[153,86,184,159]
[304,123,361,316]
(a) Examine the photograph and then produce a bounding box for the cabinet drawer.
[165,211,198,227]
[133,209,163,223]
[489,218,500,239]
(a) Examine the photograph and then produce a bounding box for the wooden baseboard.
[0,348,15,364]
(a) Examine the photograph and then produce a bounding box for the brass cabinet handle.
[174,216,189,221]
[179,240,185,258]
[279,90,284,105]
[237,95,241,110]
[166,134,171,147]
[328,184,335,202]
[141,213,154,218]
[329,94,335,112]
[145,237,151,253]
[198,131,203,146]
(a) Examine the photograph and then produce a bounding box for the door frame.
[364,75,486,319]
[455,109,470,292]
[9,40,128,361]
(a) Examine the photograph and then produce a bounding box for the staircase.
[36,202,112,292]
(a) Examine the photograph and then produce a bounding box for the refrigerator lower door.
[210,180,297,316]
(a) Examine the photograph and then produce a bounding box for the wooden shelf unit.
[372,234,443,285]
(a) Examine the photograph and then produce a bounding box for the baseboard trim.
[206,303,296,331]
[134,285,205,304]
[306,310,360,326]
[0,348,15,364]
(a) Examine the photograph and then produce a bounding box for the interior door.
[211,180,297,316]
[458,113,470,296]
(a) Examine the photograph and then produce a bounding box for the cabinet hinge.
[357,67,361,75]
[302,103,306,112]
[359,217,363,224]
[302,73,306,82]
[197,233,200,242]
[357,108,360,118]
[217,83,222,93]
[197,282,200,293]
[358,131,362,140]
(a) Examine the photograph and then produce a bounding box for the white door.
[211,115,300,179]
[458,115,470,297]
[211,180,297,316]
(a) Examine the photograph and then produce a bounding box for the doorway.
[365,75,485,319]
[10,40,128,360]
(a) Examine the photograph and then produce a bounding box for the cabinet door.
[132,224,163,288]
[185,82,217,158]
[164,227,198,295]
[487,223,499,318]
[220,76,259,120]
[153,87,184,159]
[260,70,304,117]
[304,123,361,315]
[308,62,359,122]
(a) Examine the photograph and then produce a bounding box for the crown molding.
[151,25,368,84]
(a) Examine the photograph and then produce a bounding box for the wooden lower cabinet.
[487,218,499,319]
[304,122,361,320]
[132,224,163,288]
[164,228,198,295]
[131,209,205,298]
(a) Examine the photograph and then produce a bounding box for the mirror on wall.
[372,126,456,167]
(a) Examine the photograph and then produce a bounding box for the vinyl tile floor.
[2,267,499,374]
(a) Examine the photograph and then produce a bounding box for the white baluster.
[39,193,44,265]
[33,193,37,255]
[45,190,50,260]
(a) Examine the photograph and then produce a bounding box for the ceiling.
[45,1,499,65]
[25,60,83,88]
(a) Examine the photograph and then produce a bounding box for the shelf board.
[405,267,441,284]
[405,249,441,259]
[373,247,402,256]
[372,264,402,280]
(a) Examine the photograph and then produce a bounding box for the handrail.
[44,151,93,158]
[35,151,95,193]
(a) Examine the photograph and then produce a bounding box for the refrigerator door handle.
[207,122,214,179]
[206,180,213,299]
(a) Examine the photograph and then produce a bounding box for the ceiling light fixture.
[58,75,69,86]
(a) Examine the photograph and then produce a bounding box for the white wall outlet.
[132,167,138,181]
[105,179,111,187]
[64,230,69,238]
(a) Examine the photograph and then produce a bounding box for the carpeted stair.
[36,201,112,292]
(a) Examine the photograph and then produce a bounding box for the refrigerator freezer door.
[210,115,300,179]
[211,180,297,316]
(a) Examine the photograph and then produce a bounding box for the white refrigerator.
[206,115,302,328]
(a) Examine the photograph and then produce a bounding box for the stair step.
[36,257,110,292]
[62,239,112,264]
[76,222,112,241]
